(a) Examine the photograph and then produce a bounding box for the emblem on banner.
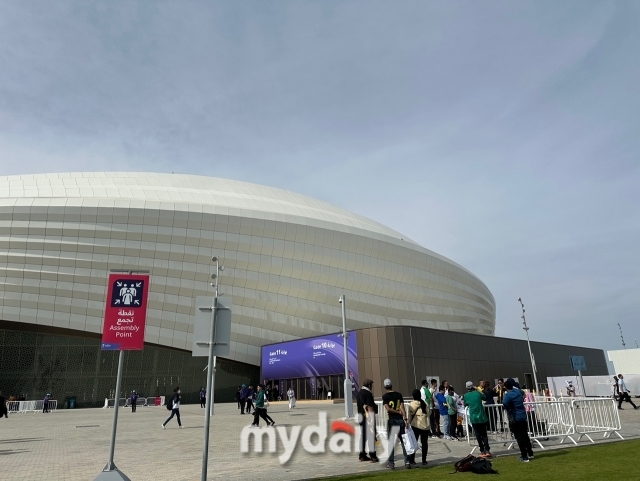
[110,279,145,307]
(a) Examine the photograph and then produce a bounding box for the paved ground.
[1,400,639,480]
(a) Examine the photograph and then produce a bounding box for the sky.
[1,1,639,362]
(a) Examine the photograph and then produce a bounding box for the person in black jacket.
[0,391,8,419]
[356,379,378,463]
[162,387,183,429]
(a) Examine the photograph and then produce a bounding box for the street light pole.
[339,295,353,419]
[518,298,539,394]
[201,256,224,481]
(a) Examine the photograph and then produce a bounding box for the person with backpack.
[250,384,275,427]
[463,382,492,458]
[407,388,430,466]
[130,390,138,412]
[199,387,206,408]
[502,378,533,462]
[356,378,378,463]
[162,387,183,429]
[382,378,411,469]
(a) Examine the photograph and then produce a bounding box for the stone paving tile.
[1,401,639,480]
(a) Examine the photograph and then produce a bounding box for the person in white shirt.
[617,375,638,410]
[429,379,442,437]
[287,387,296,409]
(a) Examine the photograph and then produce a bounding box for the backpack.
[451,454,475,473]
[165,395,173,410]
[470,457,498,475]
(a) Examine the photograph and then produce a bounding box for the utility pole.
[518,298,539,394]
[339,295,353,419]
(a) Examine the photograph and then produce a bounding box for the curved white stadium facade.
[0,172,495,366]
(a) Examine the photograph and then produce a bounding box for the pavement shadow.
[0,449,31,455]
[0,438,49,444]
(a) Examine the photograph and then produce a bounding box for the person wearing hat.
[503,378,533,462]
[356,378,379,463]
[463,381,492,458]
[131,390,139,412]
[381,378,411,469]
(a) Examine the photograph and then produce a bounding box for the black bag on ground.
[470,457,498,474]
[451,454,475,473]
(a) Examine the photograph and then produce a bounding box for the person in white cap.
[381,378,411,469]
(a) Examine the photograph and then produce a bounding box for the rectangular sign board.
[192,296,232,357]
[570,355,587,371]
[101,273,150,350]
[260,332,359,390]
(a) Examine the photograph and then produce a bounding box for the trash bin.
[69,397,76,409]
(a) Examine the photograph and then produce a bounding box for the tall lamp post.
[339,295,353,419]
[518,297,539,394]
[201,256,224,481]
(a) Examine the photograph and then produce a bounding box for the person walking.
[617,375,639,410]
[130,390,138,412]
[246,385,255,415]
[43,393,51,413]
[356,378,378,463]
[382,378,411,469]
[199,387,206,408]
[287,387,296,409]
[429,379,442,438]
[162,387,183,429]
[612,376,620,401]
[407,388,430,466]
[503,378,534,462]
[435,386,450,439]
[463,382,492,458]
[250,384,275,427]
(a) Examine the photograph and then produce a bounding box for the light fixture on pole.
[518,298,539,394]
[339,295,353,419]
[617,323,626,349]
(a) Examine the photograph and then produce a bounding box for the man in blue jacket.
[502,378,534,462]
[239,384,248,414]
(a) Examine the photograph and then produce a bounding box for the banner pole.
[107,350,125,469]
[202,297,217,481]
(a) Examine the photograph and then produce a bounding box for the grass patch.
[329,439,640,481]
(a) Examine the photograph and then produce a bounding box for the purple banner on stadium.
[261,332,359,389]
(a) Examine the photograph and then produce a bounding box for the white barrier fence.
[571,398,623,442]
[6,400,58,413]
[103,396,165,408]
[373,401,412,440]
[463,398,622,452]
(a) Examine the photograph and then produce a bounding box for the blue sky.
[1,1,639,359]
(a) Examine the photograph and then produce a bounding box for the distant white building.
[607,348,640,375]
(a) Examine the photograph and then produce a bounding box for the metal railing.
[570,398,623,442]
[103,396,165,408]
[6,400,58,413]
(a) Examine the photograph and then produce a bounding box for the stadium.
[0,172,495,405]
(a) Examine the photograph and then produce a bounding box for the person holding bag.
[407,389,431,466]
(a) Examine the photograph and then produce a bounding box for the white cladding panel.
[0,172,496,365]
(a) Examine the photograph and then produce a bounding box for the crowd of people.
[356,377,543,469]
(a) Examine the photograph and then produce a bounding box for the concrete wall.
[356,326,608,398]
[607,348,640,375]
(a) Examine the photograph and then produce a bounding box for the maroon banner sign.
[101,273,150,350]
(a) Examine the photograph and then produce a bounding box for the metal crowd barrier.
[522,400,576,448]
[570,398,623,442]
[464,405,513,454]
[104,396,165,408]
[6,400,58,413]
[373,401,412,440]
